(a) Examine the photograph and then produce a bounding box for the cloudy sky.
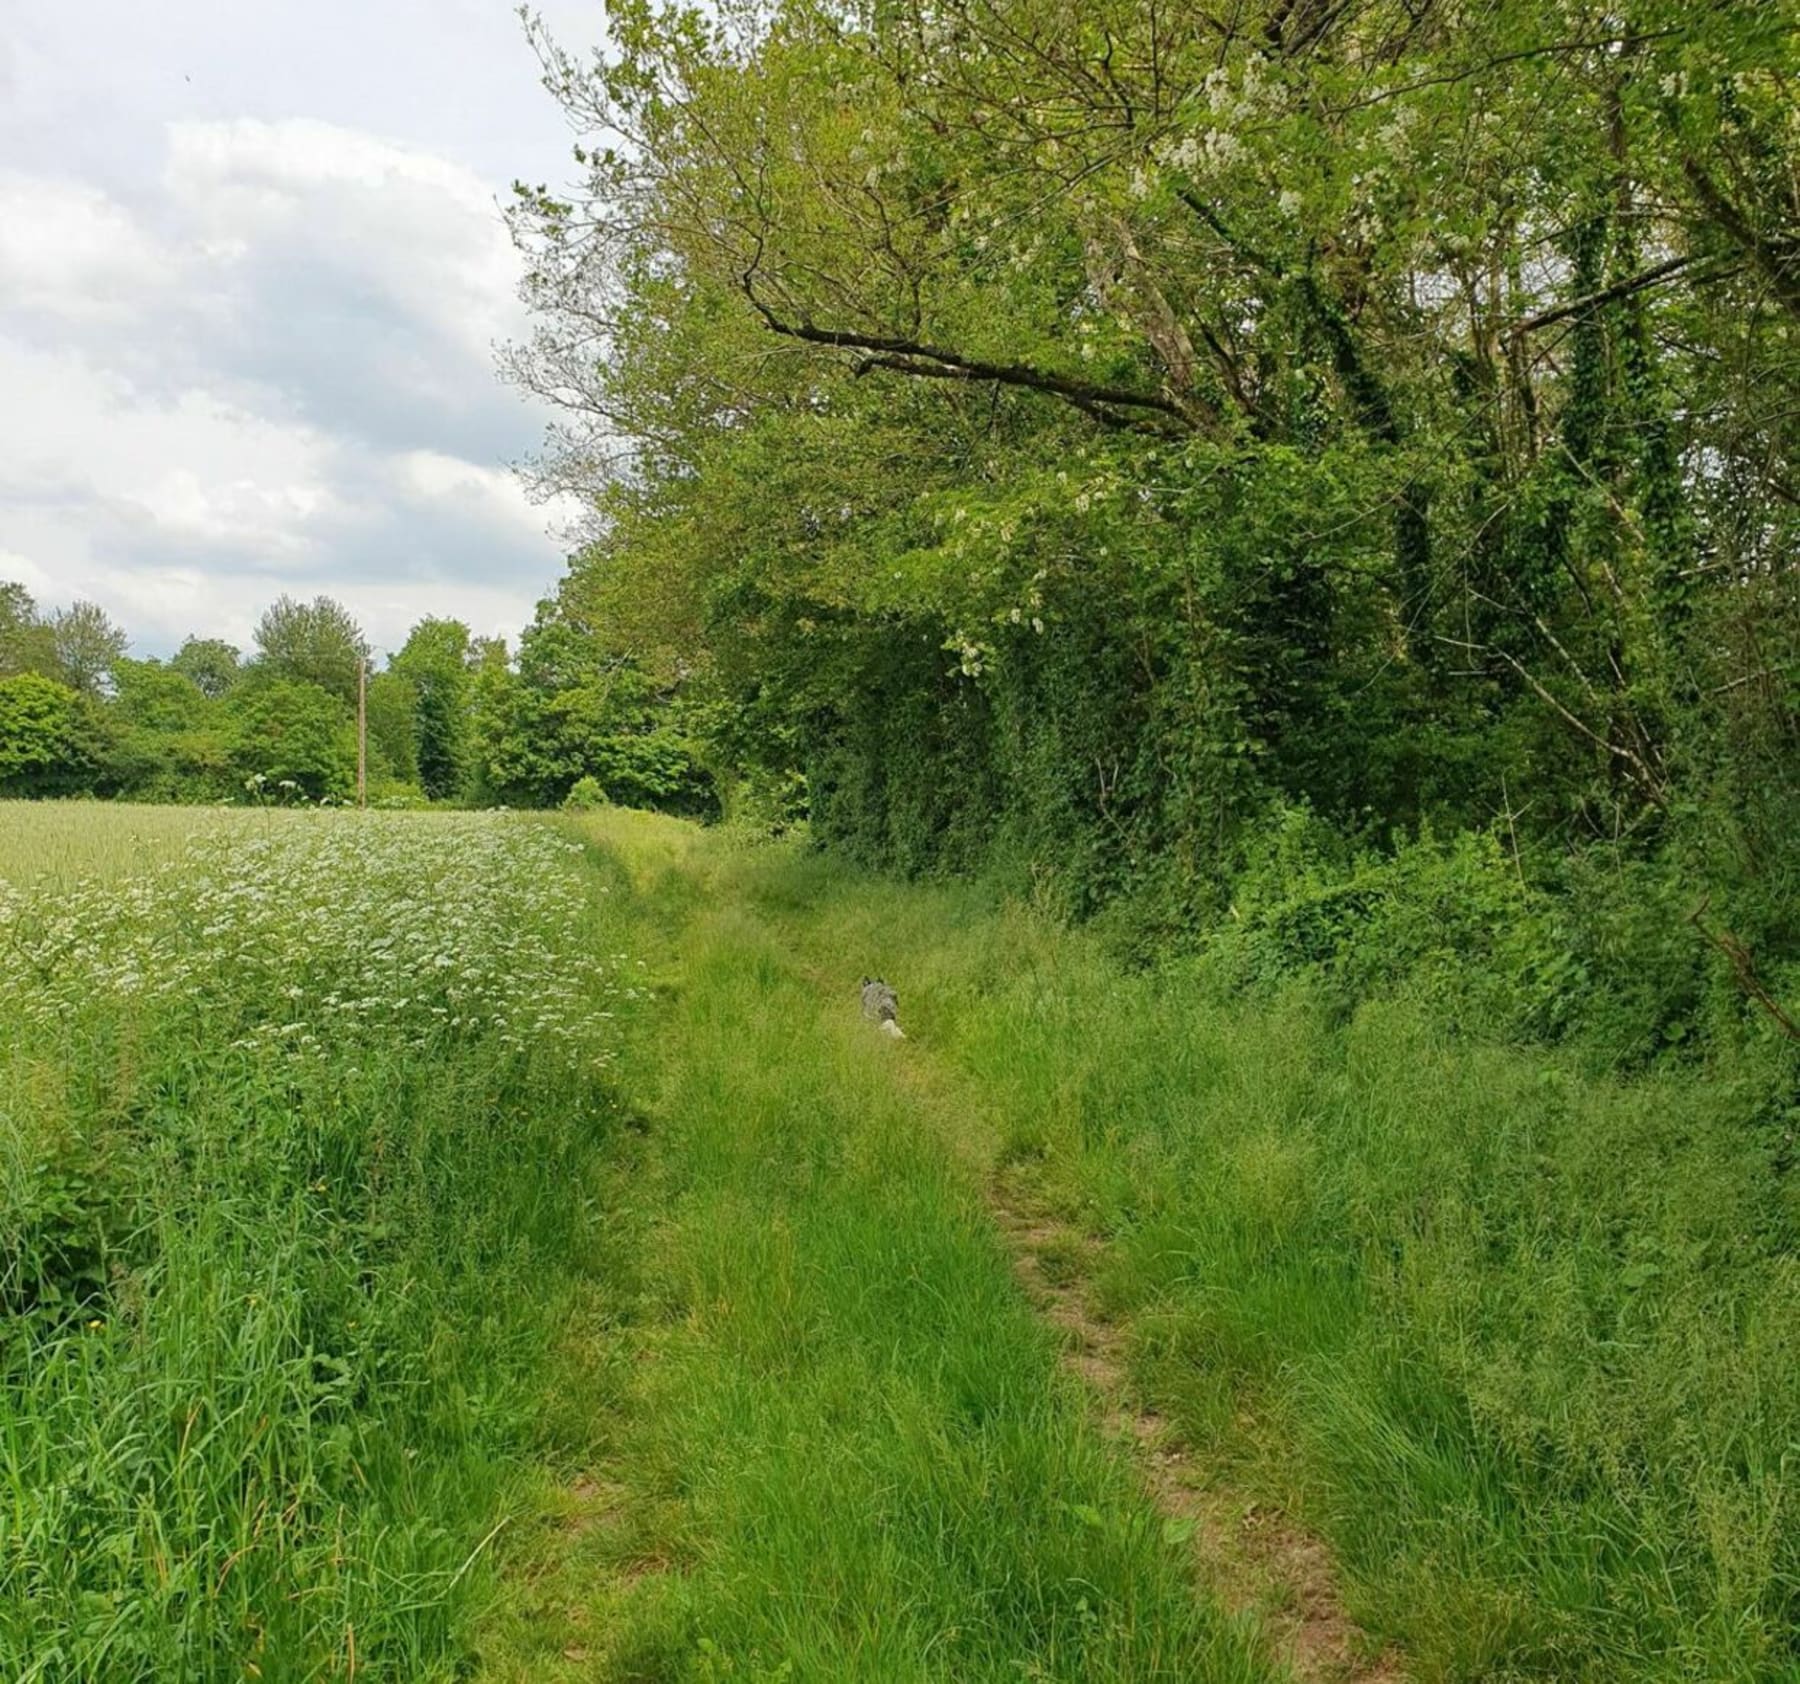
[0,0,603,658]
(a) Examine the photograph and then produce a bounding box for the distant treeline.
[0,581,715,814]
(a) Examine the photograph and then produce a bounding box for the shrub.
[562,773,609,811]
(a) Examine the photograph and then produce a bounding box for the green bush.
[227,676,357,798]
[562,772,608,811]
[0,673,102,796]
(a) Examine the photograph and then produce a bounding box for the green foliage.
[0,584,719,823]
[0,584,59,680]
[0,673,101,796]
[251,594,370,705]
[391,617,474,800]
[50,600,129,696]
[470,602,719,817]
[561,773,607,811]
[111,657,208,732]
[364,668,420,787]
[228,676,357,799]
[170,636,242,699]
[505,0,1800,1063]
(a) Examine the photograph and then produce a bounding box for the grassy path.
[478,814,1286,1682]
[481,812,1800,1681]
[727,835,1394,1684]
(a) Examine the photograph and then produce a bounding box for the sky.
[0,0,604,659]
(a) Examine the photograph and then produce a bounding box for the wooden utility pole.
[357,657,367,809]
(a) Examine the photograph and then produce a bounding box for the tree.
[251,596,370,705]
[365,670,420,788]
[50,601,129,696]
[468,639,546,804]
[101,660,234,801]
[0,584,59,680]
[506,0,1800,896]
[170,637,242,699]
[226,678,357,799]
[111,658,209,732]
[390,618,474,801]
[467,599,715,813]
[0,673,97,794]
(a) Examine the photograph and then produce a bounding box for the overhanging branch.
[1508,254,1737,335]
[740,265,1198,432]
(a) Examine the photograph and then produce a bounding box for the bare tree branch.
[739,266,1200,431]
[1509,254,1735,335]
[1689,897,1800,1043]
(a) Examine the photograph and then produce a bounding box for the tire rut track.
[990,1188,1403,1684]
[792,948,1404,1684]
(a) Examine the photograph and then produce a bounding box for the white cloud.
[391,449,539,526]
[0,172,175,319]
[0,549,54,599]
[0,340,335,538]
[0,334,560,653]
[164,117,521,356]
[0,3,600,658]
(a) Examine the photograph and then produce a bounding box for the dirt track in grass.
[483,814,1402,1682]
[789,927,1401,1684]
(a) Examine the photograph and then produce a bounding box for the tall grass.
[721,841,1800,1682]
[14,801,1796,1680]
[1,808,636,1681]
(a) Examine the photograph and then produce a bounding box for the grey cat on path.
[860,977,905,1039]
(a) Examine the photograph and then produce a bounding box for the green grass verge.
[736,842,1800,1682]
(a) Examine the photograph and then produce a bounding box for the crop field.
[0,802,299,889]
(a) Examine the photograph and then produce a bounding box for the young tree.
[51,601,129,696]
[391,617,474,801]
[251,595,370,705]
[170,636,242,699]
[0,583,60,680]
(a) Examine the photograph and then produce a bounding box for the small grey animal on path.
[860,977,905,1039]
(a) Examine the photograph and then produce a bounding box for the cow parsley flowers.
[0,813,625,1069]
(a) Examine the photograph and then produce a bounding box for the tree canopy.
[252,595,372,705]
[503,0,1799,921]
